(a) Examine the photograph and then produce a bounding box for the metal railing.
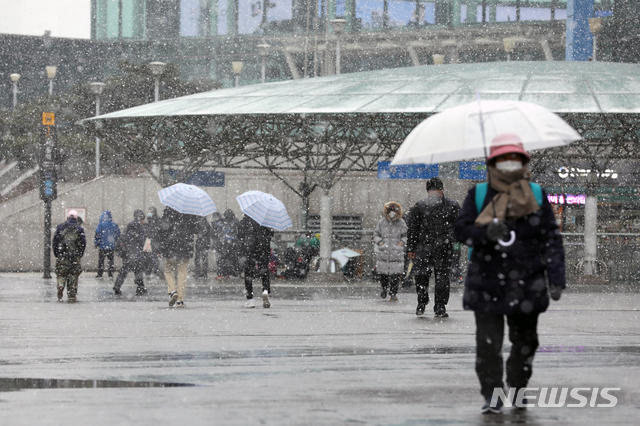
[273,230,640,284]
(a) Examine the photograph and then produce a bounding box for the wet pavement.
[0,272,638,425]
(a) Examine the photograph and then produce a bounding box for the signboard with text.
[459,161,487,180]
[377,161,438,180]
[39,113,58,201]
[165,170,225,187]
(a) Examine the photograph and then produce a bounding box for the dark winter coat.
[122,220,146,259]
[454,184,566,315]
[238,215,274,258]
[196,217,211,251]
[406,195,460,274]
[94,210,120,250]
[53,218,86,259]
[158,207,199,259]
[144,214,161,253]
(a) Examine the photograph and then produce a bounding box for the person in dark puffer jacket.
[454,134,566,414]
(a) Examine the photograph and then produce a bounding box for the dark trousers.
[380,274,401,296]
[114,254,145,291]
[97,249,115,277]
[474,312,540,399]
[244,252,270,299]
[414,264,450,312]
[144,252,160,275]
[194,248,209,278]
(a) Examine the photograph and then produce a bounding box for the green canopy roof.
[93,61,640,120]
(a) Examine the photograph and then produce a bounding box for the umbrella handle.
[498,231,516,247]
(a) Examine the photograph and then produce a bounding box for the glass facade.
[92,0,614,40]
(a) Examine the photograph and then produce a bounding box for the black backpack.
[59,227,82,259]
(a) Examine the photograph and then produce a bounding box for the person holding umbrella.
[454,134,565,413]
[236,191,293,308]
[157,183,217,307]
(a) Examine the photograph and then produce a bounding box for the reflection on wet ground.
[0,377,196,392]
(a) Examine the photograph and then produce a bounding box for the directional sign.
[165,170,225,187]
[42,112,55,126]
[459,161,487,180]
[377,161,438,180]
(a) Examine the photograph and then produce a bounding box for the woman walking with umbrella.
[454,135,565,413]
[236,191,292,308]
[391,100,579,414]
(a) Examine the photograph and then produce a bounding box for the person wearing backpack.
[113,210,147,296]
[454,134,566,414]
[52,210,86,302]
[93,210,120,279]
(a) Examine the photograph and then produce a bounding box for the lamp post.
[149,61,166,102]
[257,43,270,84]
[503,38,516,61]
[10,73,20,109]
[89,82,105,179]
[45,66,57,95]
[589,17,602,62]
[329,18,347,75]
[232,61,244,87]
[432,54,445,65]
[149,61,165,177]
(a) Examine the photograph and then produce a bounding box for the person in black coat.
[406,177,460,317]
[158,207,199,307]
[454,134,565,414]
[237,215,274,308]
[113,209,147,296]
[143,206,161,276]
[194,216,211,278]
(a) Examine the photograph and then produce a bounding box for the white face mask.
[496,160,523,172]
[388,211,396,218]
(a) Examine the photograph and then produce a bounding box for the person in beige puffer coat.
[374,201,408,301]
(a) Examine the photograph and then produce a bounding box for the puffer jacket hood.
[383,201,402,222]
[99,210,113,223]
[224,209,237,222]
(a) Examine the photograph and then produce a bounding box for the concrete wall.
[0,171,475,272]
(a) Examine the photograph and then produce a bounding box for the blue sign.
[377,161,438,180]
[459,161,487,180]
[166,170,225,187]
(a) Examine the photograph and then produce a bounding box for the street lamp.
[232,61,244,87]
[589,17,603,62]
[257,43,270,84]
[432,54,445,65]
[45,66,57,95]
[330,18,347,75]
[10,73,20,109]
[503,38,516,61]
[149,61,166,102]
[89,82,105,179]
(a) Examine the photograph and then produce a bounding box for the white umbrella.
[236,190,293,231]
[391,100,582,165]
[157,183,217,216]
[331,248,361,268]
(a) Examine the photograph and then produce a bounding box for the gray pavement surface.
[0,272,638,425]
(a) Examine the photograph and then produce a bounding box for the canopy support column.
[319,192,333,273]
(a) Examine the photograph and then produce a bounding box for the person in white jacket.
[374,201,408,301]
